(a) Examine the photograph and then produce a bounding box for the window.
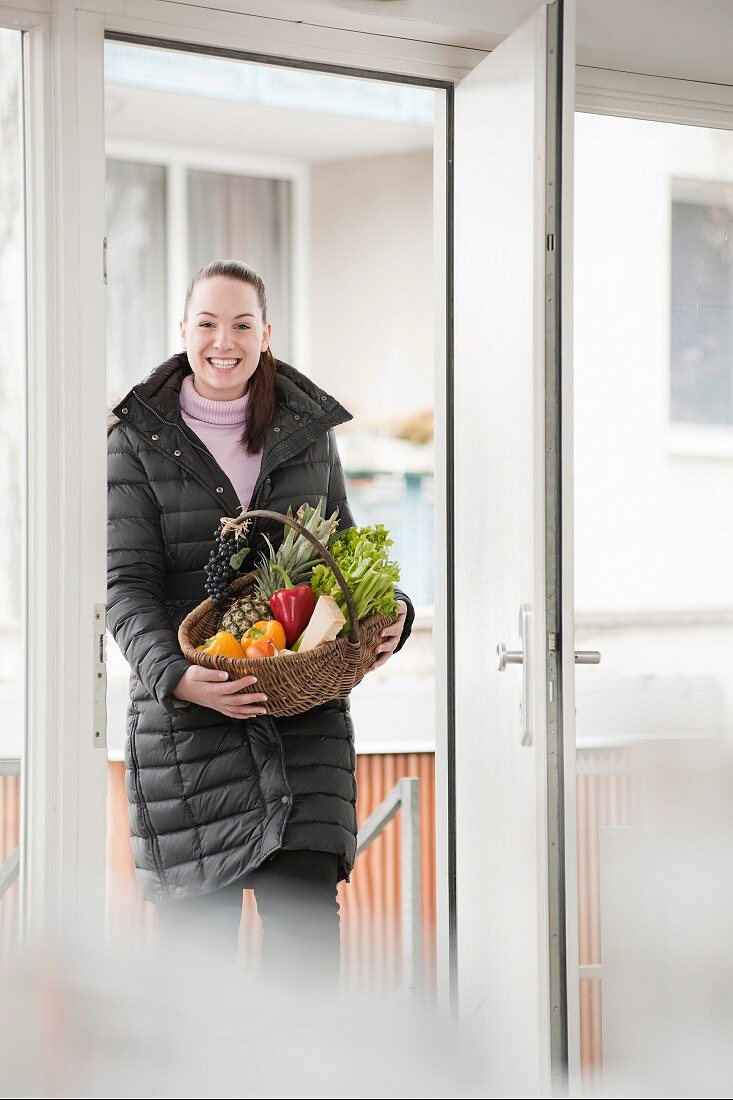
[106,159,168,400]
[104,157,294,404]
[671,182,733,427]
[187,170,292,358]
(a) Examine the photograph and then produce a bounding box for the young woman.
[106,259,415,991]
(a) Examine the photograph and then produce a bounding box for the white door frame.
[6,0,733,1086]
[10,0,473,979]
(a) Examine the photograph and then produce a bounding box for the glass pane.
[574,111,733,1094]
[671,193,733,425]
[0,28,27,959]
[187,170,292,362]
[105,158,168,403]
[342,473,433,608]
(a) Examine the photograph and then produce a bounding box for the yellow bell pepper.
[198,630,246,659]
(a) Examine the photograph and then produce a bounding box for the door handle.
[495,604,533,746]
[575,650,601,664]
[497,648,602,666]
[496,612,602,747]
[495,644,522,669]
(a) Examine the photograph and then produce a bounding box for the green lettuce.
[310,523,400,635]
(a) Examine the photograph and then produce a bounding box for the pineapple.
[255,498,341,599]
[217,497,340,639]
[219,595,270,639]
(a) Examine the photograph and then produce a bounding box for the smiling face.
[179,275,272,401]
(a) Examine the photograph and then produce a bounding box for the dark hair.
[184,259,277,456]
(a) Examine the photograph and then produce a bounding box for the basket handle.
[228,508,361,644]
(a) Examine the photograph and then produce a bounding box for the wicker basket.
[178,508,400,717]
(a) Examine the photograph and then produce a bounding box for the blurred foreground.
[4,739,733,1097]
[0,923,484,1099]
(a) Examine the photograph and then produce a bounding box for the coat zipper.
[128,388,348,544]
[133,391,218,460]
[130,391,243,514]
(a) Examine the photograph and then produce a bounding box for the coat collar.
[109,351,354,519]
[113,350,352,428]
[110,349,354,440]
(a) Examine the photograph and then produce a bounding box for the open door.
[453,1,576,1093]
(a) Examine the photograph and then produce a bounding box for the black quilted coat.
[107,351,415,906]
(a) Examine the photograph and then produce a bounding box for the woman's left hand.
[368,600,408,672]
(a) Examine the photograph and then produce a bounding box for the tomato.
[252,619,287,652]
[244,636,278,660]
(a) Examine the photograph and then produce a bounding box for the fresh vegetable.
[296,595,346,652]
[243,636,278,659]
[251,619,287,652]
[197,630,246,659]
[268,565,317,647]
[310,523,400,635]
[218,498,339,633]
[254,498,339,600]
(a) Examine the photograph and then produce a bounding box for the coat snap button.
[151,434,159,441]
[281,795,289,804]
[293,414,300,420]
[121,407,128,414]
[320,396,327,402]
[216,486,224,493]
[266,477,271,484]
[274,426,280,432]
[174,449,182,457]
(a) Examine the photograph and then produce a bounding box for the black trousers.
[156,849,341,992]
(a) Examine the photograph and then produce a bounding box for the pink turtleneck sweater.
[179,374,263,511]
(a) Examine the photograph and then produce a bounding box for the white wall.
[573,111,733,742]
[573,112,733,613]
[308,148,434,424]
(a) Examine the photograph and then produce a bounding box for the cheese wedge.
[296,595,347,652]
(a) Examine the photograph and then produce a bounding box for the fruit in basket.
[243,636,278,659]
[220,595,271,638]
[204,527,244,604]
[256,500,339,601]
[217,498,339,636]
[196,630,246,659]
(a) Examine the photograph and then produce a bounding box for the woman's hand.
[367,600,408,673]
[173,665,269,719]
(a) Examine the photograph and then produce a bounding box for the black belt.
[164,571,206,602]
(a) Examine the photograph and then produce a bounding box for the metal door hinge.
[94,603,107,749]
[103,236,107,284]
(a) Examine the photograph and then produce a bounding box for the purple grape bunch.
[204,525,237,604]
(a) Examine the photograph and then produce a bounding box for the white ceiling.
[273,0,733,89]
[104,84,435,162]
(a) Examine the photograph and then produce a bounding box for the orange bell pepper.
[199,630,246,659]
[251,619,286,652]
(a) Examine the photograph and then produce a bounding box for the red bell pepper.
[268,565,317,647]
